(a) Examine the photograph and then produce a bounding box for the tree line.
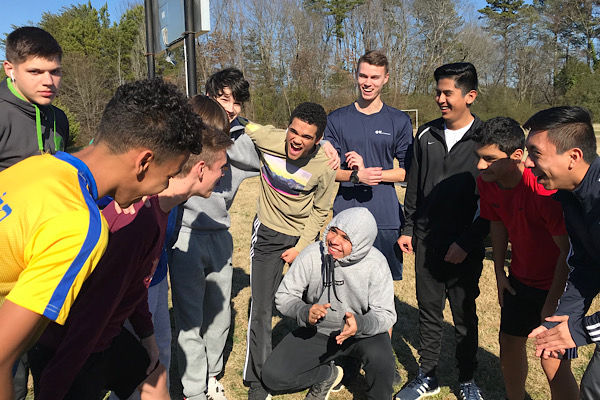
[3,0,600,146]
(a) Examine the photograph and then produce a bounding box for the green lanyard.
[7,79,63,153]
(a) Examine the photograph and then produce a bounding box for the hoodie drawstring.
[323,254,341,310]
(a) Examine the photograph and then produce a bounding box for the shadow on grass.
[267,296,505,399]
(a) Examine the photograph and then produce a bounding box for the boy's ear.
[135,150,154,175]
[465,89,477,106]
[195,160,206,181]
[510,148,524,161]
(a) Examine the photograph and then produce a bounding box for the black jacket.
[548,156,600,346]
[0,78,69,171]
[403,116,489,252]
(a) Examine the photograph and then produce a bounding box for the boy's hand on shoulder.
[322,141,340,170]
[308,303,331,325]
[336,312,357,345]
[281,248,299,264]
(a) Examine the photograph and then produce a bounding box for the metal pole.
[183,0,197,96]
[144,0,156,79]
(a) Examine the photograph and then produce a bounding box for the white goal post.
[401,109,418,133]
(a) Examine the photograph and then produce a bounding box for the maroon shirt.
[36,195,168,400]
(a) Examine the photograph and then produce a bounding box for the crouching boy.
[262,207,397,400]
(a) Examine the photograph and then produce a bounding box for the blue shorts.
[373,229,403,280]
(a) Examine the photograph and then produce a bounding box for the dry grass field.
[167,177,598,400]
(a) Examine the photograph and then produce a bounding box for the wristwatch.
[350,170,360,184]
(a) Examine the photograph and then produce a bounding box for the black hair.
[523,106,597,164]
[5,26,63,64]
[94,78,204,163]
[289,102,328,139]
[472,117,525,156]
[434,62,478,94]
[205,67,250,103]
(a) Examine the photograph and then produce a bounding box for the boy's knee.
[261,360,287,392]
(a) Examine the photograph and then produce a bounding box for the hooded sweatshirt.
[0,78,69,171]
[275,207,396,338]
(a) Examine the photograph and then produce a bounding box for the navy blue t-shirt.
[324,103,413,230]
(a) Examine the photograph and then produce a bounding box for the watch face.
[350,170,359,183]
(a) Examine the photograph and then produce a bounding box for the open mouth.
[289,142,303,156]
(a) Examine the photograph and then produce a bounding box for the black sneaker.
[395,369,440,400]
[305,362,344,400]
[247,385,271,400]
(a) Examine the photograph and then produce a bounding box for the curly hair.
[6,26,62,64]
[289,102,328,140]
[94,79,204,163]
[472,117,525,156]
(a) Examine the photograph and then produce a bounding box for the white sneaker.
[207,377,228,400]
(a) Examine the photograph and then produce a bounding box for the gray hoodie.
[179,121,260,232]
[276,207,397,338]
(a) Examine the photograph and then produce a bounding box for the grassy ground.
[167,178,597,400]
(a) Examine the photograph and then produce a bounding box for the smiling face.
[115,152,188,208]
[436,77,476,127]
[4,56,62,105]
[476,144,521,183]
[213,86,241,123]
[326,226,353,259]
[356,61,389,103]
[286,117,320,160]
[525,130,574,190]
[198,150,228,198]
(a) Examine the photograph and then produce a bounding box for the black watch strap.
[350,170,360,184]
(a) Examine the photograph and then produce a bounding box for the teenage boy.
[0,78,203,399]
[28,126,231,400]
[241,102,337,400]
[262,207,397,400]
[474,117,579,400]
[169,68,260,400]
[324,50,413,281]
[0,26,69,399]
[525,107,600,400]
[397,62,489,400]
[0,26,69,171]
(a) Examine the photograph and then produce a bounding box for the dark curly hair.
[205,68,250,103]
[94,79,204,163]
[6,26,62,64]
[472,117,524,156]
[289,102,328,140]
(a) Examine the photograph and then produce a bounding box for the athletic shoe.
[207,377,228,400]
[394,369,440,400]
[247,385,272,400]
[305,362,344,400]
[458,381,484,400]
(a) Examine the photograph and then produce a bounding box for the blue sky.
[0,0,130,59]
[0,0,495,60]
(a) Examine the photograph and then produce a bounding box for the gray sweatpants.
[170,229,234,400]
[581,344,600,400]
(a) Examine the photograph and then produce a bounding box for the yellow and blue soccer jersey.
[0,151,109,324]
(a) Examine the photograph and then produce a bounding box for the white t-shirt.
[444,119,474,152]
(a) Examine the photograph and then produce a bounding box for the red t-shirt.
[478,167,567,290]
